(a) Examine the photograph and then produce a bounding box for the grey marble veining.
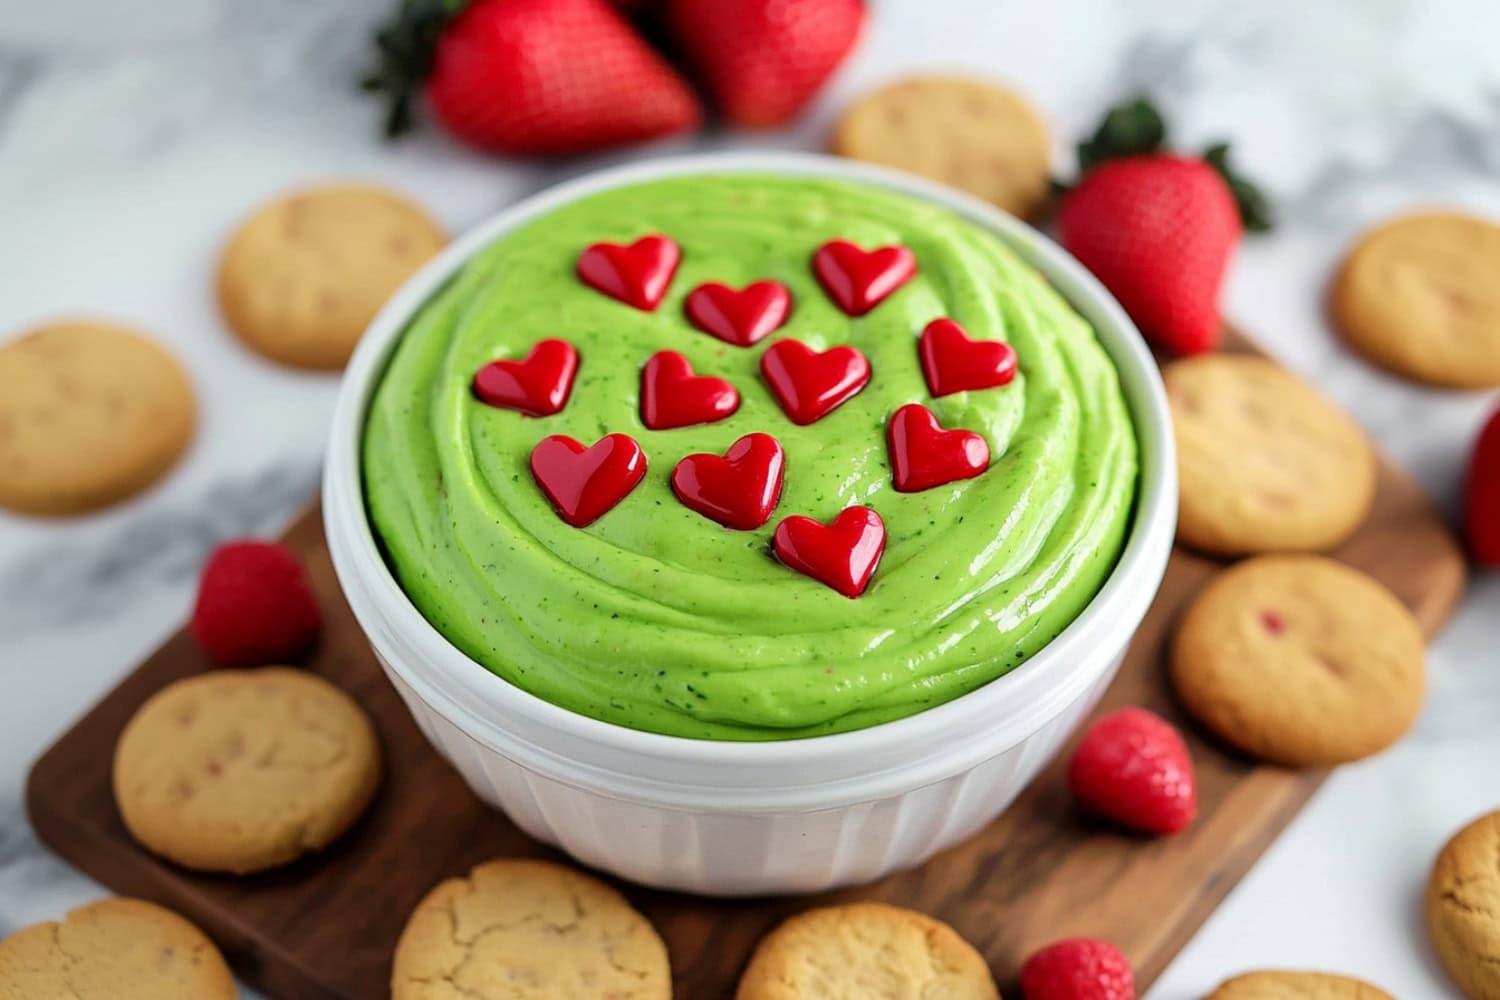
[0,1,1496,997]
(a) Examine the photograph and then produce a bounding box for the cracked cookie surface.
[1428,810,1500,1000]
[1333,212,1500,389]
[1208,970,1395,999]
[392,858,670,1000]
[112,666,382,874]
[1170,555,1425,767]
[735,901,998,1000]
[1164,355,1375,556]
[0,897,235,1000]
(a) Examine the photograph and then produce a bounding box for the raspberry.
[1021,938,1136,1000]
[191,540,321,667]
[1067,706,1197,835]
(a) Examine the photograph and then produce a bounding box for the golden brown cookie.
[1333,211,1500,389]
[0,897,235,1000]
[1171,555,1425,767]
[1428,809,1500,1000]
[112,667,382,874]
[391,858,670,1000]
[1208,970,1395,999]
[216,183,445,369]
[0,321,194,516]
[1165,355,1376,556]
[735,901,998,1000]
[833,75,1051,220]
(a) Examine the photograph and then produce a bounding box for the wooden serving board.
[28,330,1465,999]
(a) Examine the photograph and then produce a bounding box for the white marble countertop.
[2,0,1497,996]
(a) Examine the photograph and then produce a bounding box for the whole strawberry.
[191,540,322,667]
[365,0,701,155]
[668,0,865,127]
[1067,706,1197,835]
[1057,99,1272,355]
[1468,404,1500,567]
[1021,938,1136,1000]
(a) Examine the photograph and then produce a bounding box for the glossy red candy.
[529,433,647,527]
[918,318,1018,397]
[640,351,739,430]
[472,339,579,417]
[887,403,989,493]
[576,234,680,311]
[671,432,785,530]
[759,339,871,425]
[812,239,916,316]
[772,505,886,598]
[684,280,791,347]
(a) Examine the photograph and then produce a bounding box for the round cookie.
[1428,809,1500,1000]
[0,321,194,516]
[1209,970,1395,999]
[1170,554,1425,767]
[391,858,670,1000]
[833,75,1051,220]
[0,897,235,1000]
[1165,355,1376,556]
[1333,211,1500,389]
[736,902,998,1000]
[112,667,382,874]
[216,183,445,369]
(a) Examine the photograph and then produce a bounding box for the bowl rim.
[323,150,1177,770]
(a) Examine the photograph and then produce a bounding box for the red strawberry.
[1057,99,1271,355]
[1020,938,1136,1000]
[1067,707,1197,835]
[366,0,700,155]
[1468,405,1500,567]
[667,0,865,127]
[191,540,322,667]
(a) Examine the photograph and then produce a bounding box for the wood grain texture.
[26,329,1466,999]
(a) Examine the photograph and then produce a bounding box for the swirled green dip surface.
[363,174,1138,740]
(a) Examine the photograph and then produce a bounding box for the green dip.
[363,174,1138,740]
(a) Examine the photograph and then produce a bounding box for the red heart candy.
[684,280,792,347]
[640,351,739,430]
[773,506,886,598]
[918,318,1019,397]
[530,433,648,528]
[887,403,989,493]
[577,235,680,311]
[472,339,579,417]
[760,339,871,425]
[671,432,785,530]
[812,239,917,316]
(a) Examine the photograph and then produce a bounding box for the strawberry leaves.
[362,0,469,138]
[1064,95,1273,233]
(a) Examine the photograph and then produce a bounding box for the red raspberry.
[191,540,321,667]
[1067,706,1197,835]
[1020,938,1136,1000]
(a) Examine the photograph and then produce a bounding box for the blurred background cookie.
[0,321,194,516]
[112,667,381,874]
[736,901,999,999]
[216,183,445,369]
[1171,555,1425,767]
[1165,355,1376,555]
[832,75,1051,220]
[1428,809,1500,1000]
[1333,212,1500,390]
[1209,969,1395,999]
[392,858,670,1000]
[0,897,235,1000]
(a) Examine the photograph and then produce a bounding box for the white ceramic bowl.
[324,152,1176,897]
